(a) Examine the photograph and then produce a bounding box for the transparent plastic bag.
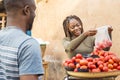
[95,25,112,49]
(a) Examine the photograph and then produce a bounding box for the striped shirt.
[0,26,44,80]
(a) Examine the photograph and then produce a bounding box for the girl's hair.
[63,15,83,38]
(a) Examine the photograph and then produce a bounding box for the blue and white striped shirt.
[0,26,44,80]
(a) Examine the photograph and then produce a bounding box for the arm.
[18,38,44,80]
[62,33,87,58]
[103,26,113,51]
[63,30,97,54]
[64,33,87,53]
[20,75,38,80]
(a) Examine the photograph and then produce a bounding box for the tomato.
[76,54,83,59]
[66,59,73,64]
[108,69,112,72]
[88,62,94,66]
[80,65,88,69]
[112,56,120,63]
[108,59,114,64]
[93,58,99,64]
[74,68,78,72]
[71,57,76,62]
[113,63,118,68]
[80,59,88,66]
[108,64,113,69]
[97,61,104,65]
[103,62,108,67]
[112,69,117,71]
[92,68,101,72]
[88,64,96,69]
[104,56,111,62]
[86,57,93,62]
[69,63,75,68]
[103,66,108,72]
[76,63,80,68]
[99,51,105,56]
[99,64,104,70]
[99,56,105,62]
[64,63,69,67]
[117,66,120,70]
[75,59,80,63]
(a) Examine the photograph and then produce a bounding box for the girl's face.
[68,19,82,37]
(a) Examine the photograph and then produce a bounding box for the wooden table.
[42,61,49,80]
[0,13,6,29]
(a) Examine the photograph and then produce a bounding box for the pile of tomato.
[63,40,120,72]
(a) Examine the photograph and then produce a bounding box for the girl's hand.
[108,25,113,33]
[84,29,97,36]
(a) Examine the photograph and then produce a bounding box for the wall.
[32,0,120,79]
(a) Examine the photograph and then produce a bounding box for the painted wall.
[33,0,120,59]
[33,1,120,79]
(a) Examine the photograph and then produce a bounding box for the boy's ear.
[23,5,30,15]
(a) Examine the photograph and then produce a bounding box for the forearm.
[65,33,87,53]
[20,75,39,80]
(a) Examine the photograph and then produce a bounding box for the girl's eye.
[70,26,75,29]
[76,24,80,27]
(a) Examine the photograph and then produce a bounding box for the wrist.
[83,32,88,37]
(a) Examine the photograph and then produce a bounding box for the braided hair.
[63,15,84,39]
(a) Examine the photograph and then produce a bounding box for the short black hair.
[63,15,83,38]
[4,0,34,12]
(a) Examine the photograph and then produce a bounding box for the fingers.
[108,25,113,33]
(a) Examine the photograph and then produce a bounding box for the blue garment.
[0,26,44,80]
[26,30,32,36]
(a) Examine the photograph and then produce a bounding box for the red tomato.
[71,57,76,62]
[112,69,117,71]
[64,63,69,67]
[74,68,78,72]
[99,64,104,70]
[97,61,104,65]
[99,51,105,56]
[86,57,93,62]
[88,64,96,69]
[75,59,80,63]
[112,56,120,63]
[66,59,73,64]
[113,63,118,68]
[68,63,75,68]
[80,59,88,66]
[92,68,101,72]
[99,56,105,62]
[108,59,114,64]
[108,69,112,72]
[76,54,83,59]
[88,62,94,67]
[76,63,80,68]
[80,65,88,69]
[104,56,111,62]
[104,52,109,57]
[103,66,108,72]
[117,66,120,70]
[108,64,113,69]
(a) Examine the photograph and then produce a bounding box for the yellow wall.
[33,0,120,60]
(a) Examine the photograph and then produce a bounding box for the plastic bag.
[95,25,112,50]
